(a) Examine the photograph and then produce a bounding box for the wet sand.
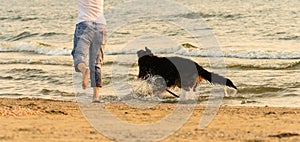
[0,98,299,142]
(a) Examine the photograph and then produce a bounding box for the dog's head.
[137,47,153,58]
[137,47,156,79]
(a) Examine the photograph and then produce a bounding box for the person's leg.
[89,62,102,101]
[93,87,100,101]
[89,23,106,102]
[71,22,92,89]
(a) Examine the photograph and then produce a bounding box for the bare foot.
[82,68,90,89]
[93,87,100,101]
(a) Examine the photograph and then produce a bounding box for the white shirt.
[77,0,106,25]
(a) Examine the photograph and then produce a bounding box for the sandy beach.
[1,0,299,141]
[0,98,299,142]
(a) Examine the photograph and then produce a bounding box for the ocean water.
[0,0,299,107]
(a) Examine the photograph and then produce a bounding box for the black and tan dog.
[137,47,237,96]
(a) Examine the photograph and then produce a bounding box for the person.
[71,0,107,103]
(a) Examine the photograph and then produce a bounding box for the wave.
[226,51,300,59]
[265,32,300,41]
[41,32,66,37]
[7,32,39,41]
[0,76,13,80]
[5,31,66,41]
[227,61,300,70]
[0,93,23,96]
[0,42,71,55]
[0,16,39,22]
[0,59,119,67]
[1,42,300,59]
[40,89,74,97]
[8,68,46,74]
[174,12,243,20]
[238,86,284,95]
[106,46,300,59]
[0,59,73,66]
[279,36,299,41]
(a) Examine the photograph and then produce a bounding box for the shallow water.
[0,0,299,107]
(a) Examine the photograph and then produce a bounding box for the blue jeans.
[71,21,107,87]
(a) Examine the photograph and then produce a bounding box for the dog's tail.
[197,65,237,90]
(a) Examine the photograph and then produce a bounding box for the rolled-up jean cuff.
[74,61,86,72]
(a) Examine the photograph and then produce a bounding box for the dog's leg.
[193,76,203,91]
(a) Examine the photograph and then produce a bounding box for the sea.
[0,0,299,107]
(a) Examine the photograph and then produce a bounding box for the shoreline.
[1,95,299,108]
[0,97,299,141]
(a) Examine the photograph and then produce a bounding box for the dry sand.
[0,98,299,142]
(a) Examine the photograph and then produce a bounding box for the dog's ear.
[137,47,154,58]
[145,47,151,53]
[145,47,154,56]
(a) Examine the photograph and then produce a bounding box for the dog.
[137,47,237,94]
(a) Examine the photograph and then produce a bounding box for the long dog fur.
[137,47,237,92]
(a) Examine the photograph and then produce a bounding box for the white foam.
[0,42,71,56]
[105,46,300,59]
[1,42,299,59]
